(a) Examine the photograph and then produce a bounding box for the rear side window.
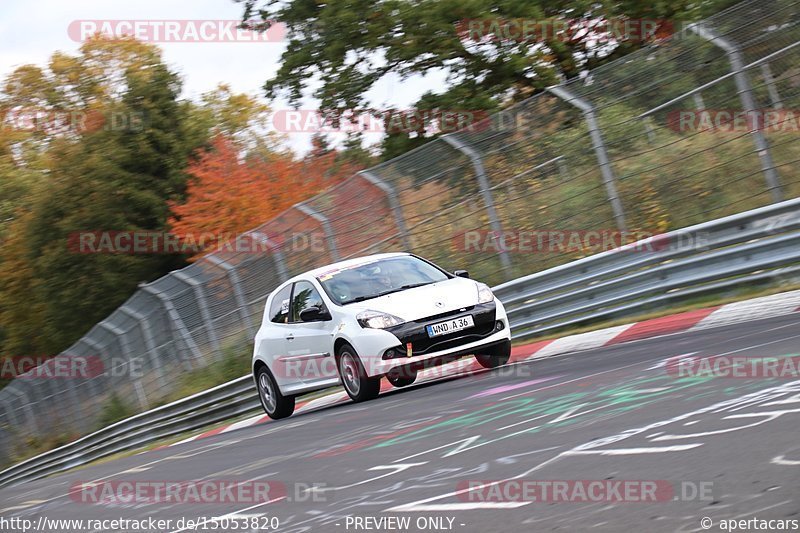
[269,285,292,323]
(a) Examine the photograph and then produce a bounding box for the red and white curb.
[161,288,800,450]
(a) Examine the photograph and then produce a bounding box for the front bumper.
[367,301,511,375]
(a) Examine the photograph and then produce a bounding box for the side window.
[269,284,292,324]
[290,281,324,322]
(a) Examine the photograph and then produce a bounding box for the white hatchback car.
[252,252,511,418]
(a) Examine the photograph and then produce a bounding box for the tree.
[168,135,362,258]
[238,0,741,159]
[0,37,203,354]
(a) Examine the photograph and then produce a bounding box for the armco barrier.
[1,198,799,489]
[496,196,800,339]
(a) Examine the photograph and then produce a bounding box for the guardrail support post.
[206,256,257,338]
[546,85,628,232]
[693,92,706,110]
[141,285,202,370]
[294,202,340,262]
[172,271,221,356]
[358,170,412,250]
[690,23,782,203]
[442,134,513,278]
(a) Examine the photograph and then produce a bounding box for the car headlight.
[357,310,405,329]
[477,283,494,304]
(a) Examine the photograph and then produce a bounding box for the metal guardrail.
[495,197,800,339]
[0,376,260,489]
[1,198,799,489]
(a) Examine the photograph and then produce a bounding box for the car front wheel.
[256,365,295,419]
[337,343,381,402]
[474,340,511,369]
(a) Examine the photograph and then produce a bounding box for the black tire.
[255,365,295,419]
[386,367,417,388]
[337,343,381,402]
[475,340,511,369]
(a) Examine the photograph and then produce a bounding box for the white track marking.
[771,455,800,466]
[386,381,800,513]
[565,444,703,455]
[534,325,634,358]
[393,502,528,511]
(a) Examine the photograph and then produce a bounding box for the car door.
[259,283,295,389]
[284,279,338,385]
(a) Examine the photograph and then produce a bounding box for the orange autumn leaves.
[169,136,358,258]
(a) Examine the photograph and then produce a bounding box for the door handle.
[286,334,295,340]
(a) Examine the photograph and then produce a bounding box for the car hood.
[345,277,482,321]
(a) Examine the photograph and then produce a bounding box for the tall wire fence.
[1,0,799,466]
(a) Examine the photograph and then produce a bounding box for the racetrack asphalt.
[1,313,799,532]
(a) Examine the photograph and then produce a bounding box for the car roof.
[296,252,411,281]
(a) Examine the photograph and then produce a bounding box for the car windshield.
[317,256,450,305]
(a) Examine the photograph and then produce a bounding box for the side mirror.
[454,269,470,279]
[300,305,331,322]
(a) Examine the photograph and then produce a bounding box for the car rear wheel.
[386,366,417,388]
[256,365,295,419]
[337,343,381,402]
[475,340,511,369]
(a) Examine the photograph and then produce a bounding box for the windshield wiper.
[344,282,435,304]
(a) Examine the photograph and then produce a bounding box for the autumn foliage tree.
[169,135,362,257]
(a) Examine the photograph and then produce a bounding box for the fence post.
[642,117,656,143]
[294,202,340,262]
[171,271,221,355]
[206,255,256,337]
[1,398,19,427]
[140,285,202,370]
[760,62,783,109]
[118,305,168,391]
[9,388,37,435]
[546,85,628,232]
[358,170,412,250]
[690,23,782,203]
[98,321,149,411]
[556,156,569,180]
[247,232,289,282]
[77,339,105,399]
[441,134,513,278]
[693,92,706,110]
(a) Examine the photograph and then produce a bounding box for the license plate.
[426,315,474,337]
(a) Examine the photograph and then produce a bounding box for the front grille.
[417,305,475,323]
[386,302,497,355]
